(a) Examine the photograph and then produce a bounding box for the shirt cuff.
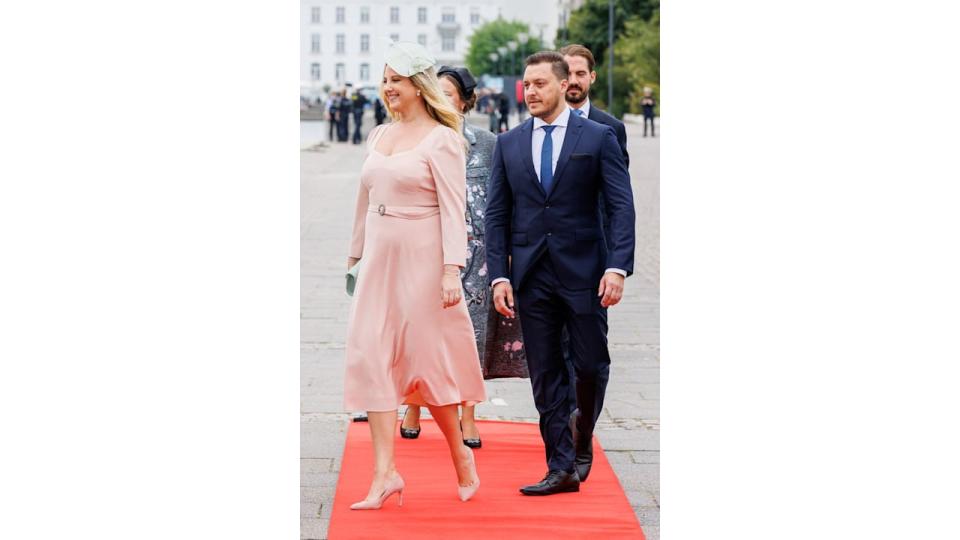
[491,277,510,288]
[605,268,628,277]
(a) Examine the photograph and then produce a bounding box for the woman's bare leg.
[460,405,480,440]
[361,410,400,500]
[424,403,478,486]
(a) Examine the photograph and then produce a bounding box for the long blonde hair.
[380,67,467,148]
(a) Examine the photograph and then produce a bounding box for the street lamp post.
[507,40,518,76]
[489,52,499,75]
[497,45,508,75]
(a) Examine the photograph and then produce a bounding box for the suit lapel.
[587,106,599,122]
[517,118,546,198]
[548,112,584,198]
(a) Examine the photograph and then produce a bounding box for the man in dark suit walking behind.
[558,44,632,431]
[486,51,636,496]
[559,44,629,167]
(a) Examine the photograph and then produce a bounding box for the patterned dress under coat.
[461,123,529,380]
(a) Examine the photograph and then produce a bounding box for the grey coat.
[461,124,528,379]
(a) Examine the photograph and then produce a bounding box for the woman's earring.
[417,90,421,96]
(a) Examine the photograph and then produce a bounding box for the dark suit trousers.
[644,115,655,136]
[518,253,611,474]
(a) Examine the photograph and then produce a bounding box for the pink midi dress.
[343,123,487,412]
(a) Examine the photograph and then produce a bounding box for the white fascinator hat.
[383,40,437,77]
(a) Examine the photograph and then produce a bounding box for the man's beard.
[566,85,589,104]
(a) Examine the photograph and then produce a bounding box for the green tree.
[465,19,545,77]
[619,12,659,115]
[560,0,660,117]
[557,0,658,62]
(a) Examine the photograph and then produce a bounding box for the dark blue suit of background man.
[485,52,636,496]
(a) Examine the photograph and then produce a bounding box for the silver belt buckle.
[377,204,385,216]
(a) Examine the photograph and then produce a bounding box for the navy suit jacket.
[485,111,636,291]
[586,106,629,247]
[587,106,629,167]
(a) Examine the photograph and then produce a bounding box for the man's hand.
[598,272,625,308]
[492,281,516,318]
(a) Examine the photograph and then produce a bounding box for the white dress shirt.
[532,106,572,181]
[491,104,627,288]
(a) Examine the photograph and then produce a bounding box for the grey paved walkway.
[301,114,659,540]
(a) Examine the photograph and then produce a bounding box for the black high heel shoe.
[461,422,482,449]
[400,408,421,439]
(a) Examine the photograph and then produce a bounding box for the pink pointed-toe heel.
[457,448,480,502]
[350,473,405,510]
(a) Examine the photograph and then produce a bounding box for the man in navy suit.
[486,51,636,496]
[558,43,631,442]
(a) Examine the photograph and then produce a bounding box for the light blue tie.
[540,125,557,193]
[574,109,584,117]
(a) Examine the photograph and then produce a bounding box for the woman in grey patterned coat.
[401,66,528,448]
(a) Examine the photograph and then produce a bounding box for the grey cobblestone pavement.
[301,113,659,540]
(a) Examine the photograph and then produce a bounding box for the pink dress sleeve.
[348,125,385,258]
[426,127,468,267]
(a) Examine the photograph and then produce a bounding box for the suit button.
[545,205,551,209]
[546,232,552,237]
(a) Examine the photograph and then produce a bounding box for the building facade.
[300,0,566,97]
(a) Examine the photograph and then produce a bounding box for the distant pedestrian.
[497,93,510,132]
[327,92,339,142]
[641,87,656,137]
[337,91,352,142]
[373,97,386,125]
[485,93,499,134]
[352,91,367,144]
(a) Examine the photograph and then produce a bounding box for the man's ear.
[590,71,597,84]
[560,78,569,91]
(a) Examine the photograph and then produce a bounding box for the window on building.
[335,63,345,82]
[311,34,321,53]
[311,63,321,80]
[336,6,345,23]
[442,7,455,23]
[418,7,427,24]
[442,36,455,51]
[390,6,399,24]
[360,6,370,23]
[417,34,427,47]
[311,7,321,24]
[390,33,399,42]
[336,34,345,54]
[360,34,369,53]
[470,8,480,25]
[360,63,370,81]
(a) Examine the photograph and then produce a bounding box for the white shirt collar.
[570,98,591,119]
[533,106,572,131]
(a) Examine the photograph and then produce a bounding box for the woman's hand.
[441,265,462,308]
[347,257,360,271]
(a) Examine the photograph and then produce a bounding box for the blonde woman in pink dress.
[343,42,486,510]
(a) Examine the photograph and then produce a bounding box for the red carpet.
[327,419,645,540]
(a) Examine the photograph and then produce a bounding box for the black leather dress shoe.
[519,470,580,496]
[570,410,594,482]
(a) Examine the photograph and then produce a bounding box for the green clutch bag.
[345,260,363,296]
